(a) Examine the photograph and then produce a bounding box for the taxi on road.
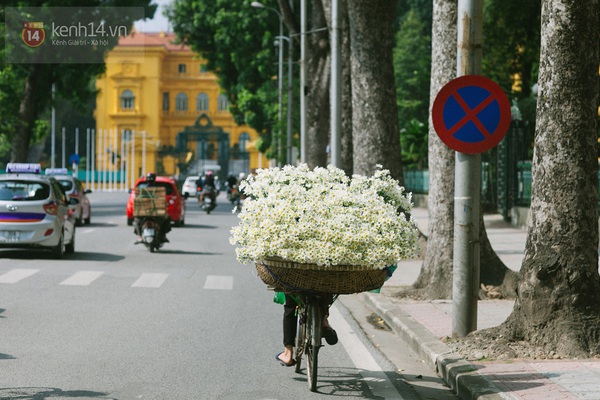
[0,163,76,258]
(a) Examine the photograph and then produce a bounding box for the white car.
[0,163,76,258]
[181,176,199,198]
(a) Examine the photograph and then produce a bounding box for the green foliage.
[166,0,278,146]
[394,9,430,168]
[483,0,541,98]
[400,119,428,170]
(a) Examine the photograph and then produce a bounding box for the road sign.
[432,75,511,154]
[69,154,80,165]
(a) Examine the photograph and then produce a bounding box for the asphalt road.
[0,191,456,400]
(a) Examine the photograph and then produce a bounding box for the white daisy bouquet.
[230,163,418,269]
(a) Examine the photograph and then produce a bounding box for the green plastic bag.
[273,291,286,305]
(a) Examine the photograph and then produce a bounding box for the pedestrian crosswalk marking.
[0,269,235,291]
[132,273,168,288]
[0,269,39,283]
[60,271,104,286]
[203,275,233,290]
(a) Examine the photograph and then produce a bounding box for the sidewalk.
[362,208,600,400]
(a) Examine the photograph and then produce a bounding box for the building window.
[218,94,228,111]
[163,92,169,111]
[176,93,188,111]
[122,129,133,142]
[178,63,186,73]
[120,89,134,110]
[196,93,209,111]
[239,132,250,152]
[200,64,208,73]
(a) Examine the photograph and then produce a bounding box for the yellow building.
[95,31,261,185]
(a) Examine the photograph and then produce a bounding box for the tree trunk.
[11,64,42,163]
[303,0,331,169]
[499,0,600,358]
[410,0,457,299]
[347,0,402,182]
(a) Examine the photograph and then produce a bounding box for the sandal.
[275,352,296,367]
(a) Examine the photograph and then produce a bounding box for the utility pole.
[452,0,483,337]
[330,0,341,167]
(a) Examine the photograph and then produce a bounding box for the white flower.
[230,164,418,269]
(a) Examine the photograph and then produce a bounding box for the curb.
[358,292,513,400]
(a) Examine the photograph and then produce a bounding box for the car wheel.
[127,218,133,226]
[66,230,76,254]
[52,232,65,259]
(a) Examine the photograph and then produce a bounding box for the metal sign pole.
[452,0,483,337]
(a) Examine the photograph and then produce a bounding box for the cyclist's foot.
[275,351,295,367]
[323,326,338,345]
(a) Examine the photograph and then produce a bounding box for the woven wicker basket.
[255,257,387,294]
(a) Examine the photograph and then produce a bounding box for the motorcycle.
[199,187,217,214]
[138,216,165,252]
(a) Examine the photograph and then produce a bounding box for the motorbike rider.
[134,172,171,244]
[198,170,217,206]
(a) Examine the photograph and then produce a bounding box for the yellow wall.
[95,32,260,185]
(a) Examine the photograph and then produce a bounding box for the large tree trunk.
[499,0,600,358]
[11,64,42,163]
[410,0,457,299]
[302,0,331,168]
[347,0,402,182]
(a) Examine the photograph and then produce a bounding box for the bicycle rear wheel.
[305,300,322,392]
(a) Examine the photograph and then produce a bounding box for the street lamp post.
[251,1,284,166]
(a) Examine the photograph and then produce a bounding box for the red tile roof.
[118,31,189,51]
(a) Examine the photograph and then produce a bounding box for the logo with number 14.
[22,22,45,47]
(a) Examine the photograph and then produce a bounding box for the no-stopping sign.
[432,75,511,154]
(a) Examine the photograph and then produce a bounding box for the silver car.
[45,169,92,226]
[0,163,76,258]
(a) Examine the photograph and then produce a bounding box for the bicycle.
[290,292,338,392]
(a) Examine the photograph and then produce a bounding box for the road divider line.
[132,273,169,288]
[0,269,40,283]
[60,271,104,286]
[203,275,233,290]
[329,304,405,399]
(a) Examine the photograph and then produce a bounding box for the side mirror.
[85,189,92,194]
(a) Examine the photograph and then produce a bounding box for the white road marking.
[60,271,104,286]
[203,275,233,290]
[132,273,168,288]
[0,269,40,283]
[329,304,405,399]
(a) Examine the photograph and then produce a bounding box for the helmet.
[146,172,156,182]
[206,170,214,176]
[238,172,246,180]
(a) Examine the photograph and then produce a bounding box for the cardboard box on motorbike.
[133,187,167,217]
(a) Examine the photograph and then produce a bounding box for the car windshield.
[0,180,50,201]
[137,181,174,195]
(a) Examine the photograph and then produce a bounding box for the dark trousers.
[283,294,334,347]
[283,294,298,347]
